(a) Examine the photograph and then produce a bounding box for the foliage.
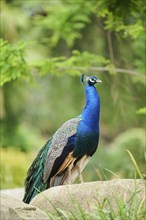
[137,107,146,115]
[1,122,45,152]
[36,0,96,47]
[96,0,145,39]
[0,0,145,178]
[1,0,145,86]
[0,39,144,85]
[31,50,111,77]
[0,0,28,41]
[108,128,145,177]
[46,193,145,220]
[0,38,30,86]
[1,127,145,189]
[26,0,145,47]
[0,148,34,189]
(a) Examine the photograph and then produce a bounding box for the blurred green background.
[0,0,145,189]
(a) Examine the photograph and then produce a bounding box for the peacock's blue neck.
[82,84,100,131]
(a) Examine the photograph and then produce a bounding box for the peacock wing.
[43,116,81,183]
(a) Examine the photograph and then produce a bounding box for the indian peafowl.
[23,74,102,204]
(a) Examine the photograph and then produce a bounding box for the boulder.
[0,188,24,200]
[0,194,50,220]
[31,179,145,218]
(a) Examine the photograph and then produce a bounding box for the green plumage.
[23,138,52,203]
[23,117,81,203]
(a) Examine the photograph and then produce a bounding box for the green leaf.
[136,107,146,115]
[0,38,30,86]
[126,150,143,179]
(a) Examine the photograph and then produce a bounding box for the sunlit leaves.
[34,0,96,47]
[96,0,145,39]
[136,107,146,115]
[1,0,145,86]
[0,37,118,85]
[30,50,110,77]
[123,21,145,39]
[0,39,30,86]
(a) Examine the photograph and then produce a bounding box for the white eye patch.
[89,79,95,83]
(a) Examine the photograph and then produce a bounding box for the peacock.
[23,74,102,203]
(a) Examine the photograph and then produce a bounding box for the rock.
[31,179,145,218]
[0,188,24,200]
[0,194,50,220]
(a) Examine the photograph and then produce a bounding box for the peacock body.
[23,75,101,203]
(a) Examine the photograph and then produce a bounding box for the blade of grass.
[56,208,70,220]
[34,186,64,218]
[104,168,120,178]
[106,198,116,220]
[89,161,103,180]
[98,164,108,181]
[66,186,88,220]
[126,150,143,179]
[137,198,146,219]
[127,190,141,204]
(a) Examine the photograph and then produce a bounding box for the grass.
[38,151,146,220]
[126,150,144,180]
[1,147,145,219]
[39,187,145,220]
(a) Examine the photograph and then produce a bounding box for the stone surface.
[0,188,24,200]
[0,194,50,220]
[1,180,145,219]
[31,179,145,218]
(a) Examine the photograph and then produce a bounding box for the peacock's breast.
[73,120,99,157]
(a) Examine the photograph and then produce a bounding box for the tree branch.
[107,31,115,64]
[62,66,145,79]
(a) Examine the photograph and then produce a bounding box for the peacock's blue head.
[81,74,102,86]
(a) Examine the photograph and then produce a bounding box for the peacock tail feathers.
[23,138,52,203]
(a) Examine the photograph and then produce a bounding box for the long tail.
[23,138,52,204]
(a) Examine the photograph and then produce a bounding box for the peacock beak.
[96,79,102,83]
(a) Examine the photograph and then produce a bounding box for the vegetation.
[0,131,145,189]
[46,193,145,220]
[0,148,34,189]
[38,154,146,220]
[0,0,145,189]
